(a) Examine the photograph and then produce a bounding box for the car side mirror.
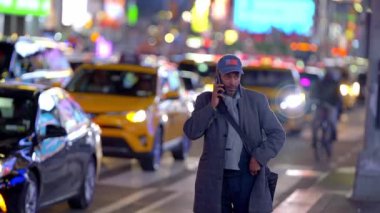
[45,124,67,138]
[162,91,180,100]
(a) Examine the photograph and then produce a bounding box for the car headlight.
[280,93,305,110]
[126,110,147,123]
[340,84,349,96]
[351,82,360,96]
[0,157,16,177]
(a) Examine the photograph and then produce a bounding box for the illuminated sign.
[100,0,126,28]
[211,0,229,21]
[95,36,113,58]
[62,0,92,27]
[126,2,138,26]
[233,0,315,35]
[0,0,50,16]
[191,0,211,33]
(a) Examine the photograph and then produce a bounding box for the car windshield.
[241,68,296,88]
[66,68,157,97]
[14,48,71,75]
[0,90,36,136]
[178,61,216,77]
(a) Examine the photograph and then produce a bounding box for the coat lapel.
[238,87,249,133]
[238,87,262,151]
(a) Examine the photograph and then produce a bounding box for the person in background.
[310,69,343,143]
[183,54,285,213]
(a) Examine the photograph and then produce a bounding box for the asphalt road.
[40,105,366,213]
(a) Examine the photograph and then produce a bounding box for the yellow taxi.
[65,63,191,171]
[241,57,306,134]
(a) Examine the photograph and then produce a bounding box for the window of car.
[36,88,77,136]
[178,60,216,77]
[69,98,89,124]
[43,48,71,70]
[66,68,157,97]
[0,42,13,78]
[56,97,79,133]
[241,68,296,88]
[182,77,195,90]
[0,93,36,135]
[179,71,203,91]
[35,91,68,159]
[36,106,61,137]
[56,92,89,131]
[159,70,181,95]
[13,47,71,77]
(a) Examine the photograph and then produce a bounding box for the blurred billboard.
[0,0,50,16]
[233,0,315,36]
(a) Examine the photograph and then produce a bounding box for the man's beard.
[225,87,238,96]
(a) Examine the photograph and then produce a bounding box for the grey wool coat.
[183,87,286,213]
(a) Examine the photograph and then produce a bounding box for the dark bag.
[266,168,278,200]
[218,101,278,200]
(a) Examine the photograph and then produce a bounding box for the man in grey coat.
[183,54,285,213]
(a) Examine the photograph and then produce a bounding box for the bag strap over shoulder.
[217,100,257,153]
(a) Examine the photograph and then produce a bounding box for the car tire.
[139,127,163,171]
[172,135,190,161]
[17,172,38,213]
[68,159,96,209]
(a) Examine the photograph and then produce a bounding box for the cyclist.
[310,68,343,148]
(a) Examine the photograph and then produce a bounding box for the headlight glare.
[351,82,360,96]
[126,110,147,123]
[280,93,305,110]
[340,84,349,96]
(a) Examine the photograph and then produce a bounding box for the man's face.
[220,71,241,96]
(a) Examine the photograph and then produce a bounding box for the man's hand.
[249,157,261,176]
[211,82,224,109]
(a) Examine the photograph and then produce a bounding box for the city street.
[2,1,380,212]
[41,105,365,213]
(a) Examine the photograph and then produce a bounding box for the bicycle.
[311,102,334,161]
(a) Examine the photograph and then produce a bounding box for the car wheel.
[18,172,38,213]
[172,135,190,161]
[68,159,96,209]
[139,127,162,171]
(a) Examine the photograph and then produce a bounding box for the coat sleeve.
[251,93,286,165]
[183,92,217,140]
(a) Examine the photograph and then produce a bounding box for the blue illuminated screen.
[233,0,315,35]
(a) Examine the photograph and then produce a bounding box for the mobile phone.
[215,74,225,94]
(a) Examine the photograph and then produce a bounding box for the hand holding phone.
[215,74,225,94]
[211,74,225,109]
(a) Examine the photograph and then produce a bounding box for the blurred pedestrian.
[310,69,343,143]
[183,54,285,213]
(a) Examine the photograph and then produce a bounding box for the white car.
[0,36,73,86]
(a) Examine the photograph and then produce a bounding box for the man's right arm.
[183,92,217,140]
